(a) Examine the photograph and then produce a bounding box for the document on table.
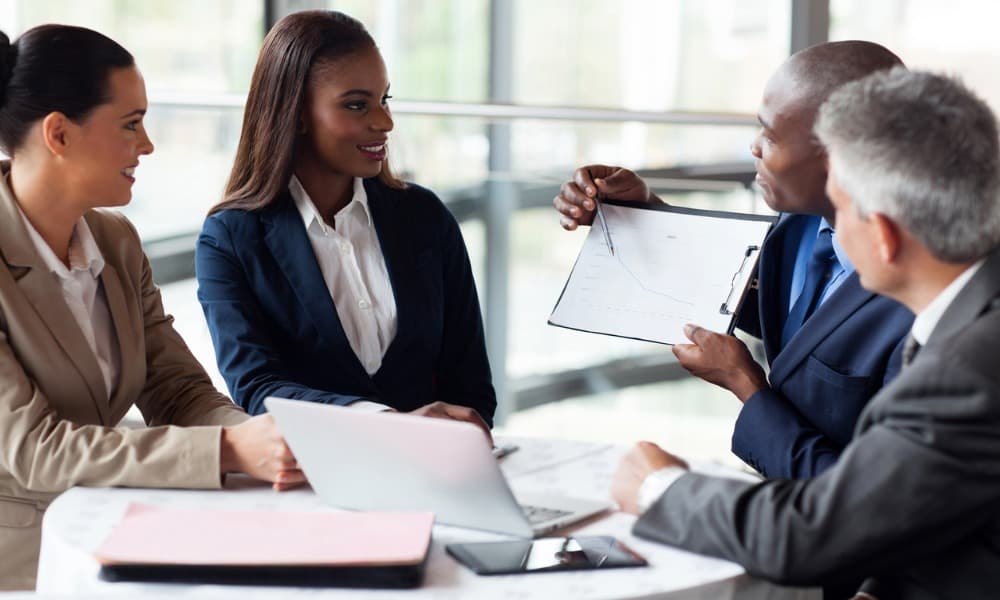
[548,202,775,345]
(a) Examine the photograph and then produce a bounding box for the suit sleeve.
[732,333,907,479]
[0,217,244,494]
[634,351,1000,586]
[731,387,840,478]
[125,217,248,429]
[432,206,497,426]
[196,215,368,415]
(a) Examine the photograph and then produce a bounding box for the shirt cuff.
[637,466,688,513]
[348,399,393,412]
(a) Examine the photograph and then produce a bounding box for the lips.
[358,141,387,161]
[122,165,137,182]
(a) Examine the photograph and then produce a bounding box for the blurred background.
[3,0,998,467]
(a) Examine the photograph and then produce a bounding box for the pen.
[587,169,616,256]
[492,443,519,459]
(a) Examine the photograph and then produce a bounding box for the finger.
[572,167,598,198]
[444,405,493,443]
[682,323,713,346]
[596,167,642,199]
[671,343,699,365]
[560,180,595,212]
[559,215,579,231]
[553,193,583,220]
[275,468,307,484]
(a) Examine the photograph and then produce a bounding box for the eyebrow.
[338,85,392,98]
[119,109,146,119]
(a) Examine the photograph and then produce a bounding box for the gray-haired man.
[611,68,1000,599]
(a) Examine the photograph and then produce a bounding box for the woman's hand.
[220,414,306,491]
[409,401,493,445]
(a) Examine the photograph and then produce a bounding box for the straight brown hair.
[210,10,403,215]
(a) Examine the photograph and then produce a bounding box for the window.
[0,0,263,238]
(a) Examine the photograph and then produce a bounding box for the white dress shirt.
[910,259,985,345]
[289,175,398,377]
[17,207,120,399]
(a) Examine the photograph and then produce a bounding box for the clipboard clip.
[719,245,760,315]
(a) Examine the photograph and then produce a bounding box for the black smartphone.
[446,536,647,575]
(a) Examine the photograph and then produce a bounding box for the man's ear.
[40,112,73,157]
[870,212,902,264]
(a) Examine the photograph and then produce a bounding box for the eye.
[344,101,367,111]
[125,120,141,132]
[381,94,392,106]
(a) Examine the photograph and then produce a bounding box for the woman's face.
[299,46,393,180]
[63,66,154,208]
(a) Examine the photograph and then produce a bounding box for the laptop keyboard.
[520,503,573,525]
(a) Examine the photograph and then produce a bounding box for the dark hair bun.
[0,31,14,99]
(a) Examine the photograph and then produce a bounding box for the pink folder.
[95,503,434,567]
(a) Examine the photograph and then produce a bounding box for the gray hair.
[814,67,1000,262]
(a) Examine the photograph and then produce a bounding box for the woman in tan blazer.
[0,25,305,590]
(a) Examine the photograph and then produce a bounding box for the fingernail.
[584,200,593,210]
[586,186,594,196]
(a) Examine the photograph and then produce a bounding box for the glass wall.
[0,1,790,437]
[0,0,262,238]
[830,0,1000,111]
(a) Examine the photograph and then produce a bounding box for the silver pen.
[587,169,616,256]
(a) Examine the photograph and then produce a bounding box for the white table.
[36,437,819,599]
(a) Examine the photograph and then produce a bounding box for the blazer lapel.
[927,248,1000,348]
[262,194,369,380]
[757,214,801,362]
[0,167,110,421]
[97,260,140,416]
[768,272,876,385]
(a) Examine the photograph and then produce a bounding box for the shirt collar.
[289,175,372,234]
[15,204,104,279]
[820,217,855,276]
[910,259,986,345]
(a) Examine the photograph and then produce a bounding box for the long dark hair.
[0,24,134,156]
[212,10,404,215]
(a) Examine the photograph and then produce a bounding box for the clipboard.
[95,503,434,588]
[548,201,775,345]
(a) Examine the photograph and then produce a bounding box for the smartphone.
[446,536,647,575]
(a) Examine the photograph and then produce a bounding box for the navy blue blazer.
[195,178,497,426]
[731,213,913,479]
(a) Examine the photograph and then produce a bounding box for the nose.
[749,131,763,159]
[139,127,154,156]
[371,102,393,133]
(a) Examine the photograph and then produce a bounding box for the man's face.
[826,163,886,293]
[751,68,830,217]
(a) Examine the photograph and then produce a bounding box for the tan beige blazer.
[0,166,248,590]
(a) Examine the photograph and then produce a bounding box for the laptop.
[265,397,612,538]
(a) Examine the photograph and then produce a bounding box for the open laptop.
[265,397,611,538]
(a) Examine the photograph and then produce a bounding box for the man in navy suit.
[553,41,914,479]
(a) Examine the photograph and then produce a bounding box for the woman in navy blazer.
[196,11,496,428]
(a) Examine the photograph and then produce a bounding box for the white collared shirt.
[289,175,397,377]
[910,259,986,345]
[17,207,120,399]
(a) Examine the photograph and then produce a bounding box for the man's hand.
[410,401,493,445]
[553,164,658,230]
[611,441,687,515]
[220,414,306,491]
[672,324,769,403]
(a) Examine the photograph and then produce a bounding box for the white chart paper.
[549,203,774,345]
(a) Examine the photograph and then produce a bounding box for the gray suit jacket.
[0,166,248,590]
[635,249,1000,599]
